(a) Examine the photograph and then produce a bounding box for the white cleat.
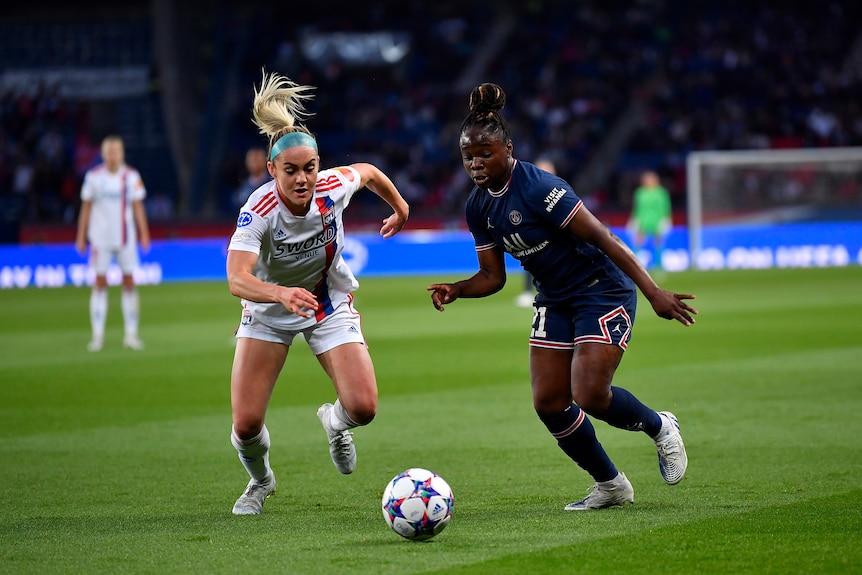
[565,472,634,511]
[316,403,356,474]
[232,474,276,515]
[654,411,688,485]
[87,337,103,352]
[123,335,145,350]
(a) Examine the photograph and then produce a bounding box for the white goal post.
[686,147,862,269]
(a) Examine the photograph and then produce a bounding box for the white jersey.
[80,163,146,248]
[228,166,363,331]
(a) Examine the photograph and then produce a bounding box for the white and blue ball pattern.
[382,468,454,540]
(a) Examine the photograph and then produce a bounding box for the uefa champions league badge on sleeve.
[237,212,253,227]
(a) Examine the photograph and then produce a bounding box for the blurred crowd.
[0,85,93,225]
[2,0,861,231]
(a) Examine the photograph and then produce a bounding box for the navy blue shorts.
[529,278,638,351]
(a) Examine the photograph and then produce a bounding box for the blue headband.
[270,132,318,160]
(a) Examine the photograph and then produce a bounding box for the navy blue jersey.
[465,159,632,303]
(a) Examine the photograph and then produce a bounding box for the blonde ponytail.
[252,71,315,145]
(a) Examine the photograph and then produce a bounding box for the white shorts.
[89,243,139,275]
[235,296,366,355]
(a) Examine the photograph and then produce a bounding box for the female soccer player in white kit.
[75,135,150,351]
[226,72,410,515]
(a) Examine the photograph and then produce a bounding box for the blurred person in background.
[626,170,672,270]
[231,146,270,211]
[226,72,409,515]
[429,83,696,511]
[75,135,150,352]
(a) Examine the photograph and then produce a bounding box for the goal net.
[685,147,862,270]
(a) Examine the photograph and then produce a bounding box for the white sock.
[329,399,358,432]
[652,413,670,441]
[231,425,272,482]
[90,288,108,340]
[121,288,140,337]
[599,472,625,486]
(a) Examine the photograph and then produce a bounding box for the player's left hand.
[380,213,407,238]
[649,290,698,326]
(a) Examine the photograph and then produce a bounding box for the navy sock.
[596,386,662,436]
[537,404,618,482]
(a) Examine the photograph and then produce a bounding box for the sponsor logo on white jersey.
[276,227,337,258]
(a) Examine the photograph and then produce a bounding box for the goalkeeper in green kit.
[627,170,672,270]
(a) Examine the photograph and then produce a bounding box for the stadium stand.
[2,0,861,242]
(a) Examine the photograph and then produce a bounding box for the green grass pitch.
[1,266,860,574]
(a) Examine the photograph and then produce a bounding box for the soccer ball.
[381,468,454,540]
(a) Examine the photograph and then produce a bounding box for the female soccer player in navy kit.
[226,72,409,515]
[428,83,697,510]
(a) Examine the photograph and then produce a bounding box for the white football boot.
[123,334,145,350]
[654,411,688,484]
[565,472,634,511]
[232,473,276,515]
[317,403,356,474]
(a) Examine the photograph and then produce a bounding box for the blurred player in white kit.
[75,135,151,351]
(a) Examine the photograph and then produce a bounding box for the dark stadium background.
[3,0,861,243]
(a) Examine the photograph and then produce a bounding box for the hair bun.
[468,83,506,114]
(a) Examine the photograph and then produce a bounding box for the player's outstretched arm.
[567,205,698,326]
[428,248,507,311]
[351,162,409,238]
